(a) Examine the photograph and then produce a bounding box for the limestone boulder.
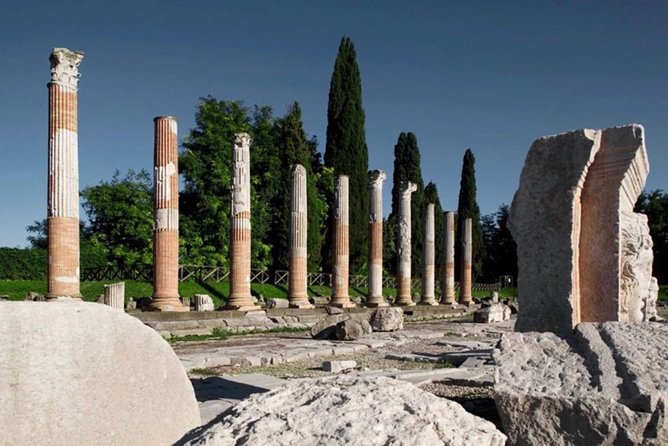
[368,307,404,331]
[494,322,668,445]
[474,303,511,323]
[336,318,372,340]
[176,376,506,445]
[265,298,289,309]
[194,294,214,311]
[310,313,350,339]
[0,301,200,445]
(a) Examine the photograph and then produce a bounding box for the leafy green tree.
[81,169,153,268]
[424,182,444,282]
[456,149,484,280]
[635,189,668,284]
[324,36,369,272]
[481,204,517,282]
[270,102,328,271]
[180,98,250,266]
[386,132,425,276]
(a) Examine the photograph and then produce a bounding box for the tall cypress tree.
[271,102,327,271]
[386,132,425,276]
[423,182,444,289]
[324,36,369,273]
[456,149,484,280]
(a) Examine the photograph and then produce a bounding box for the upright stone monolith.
[289,164,313,308]
[367,170,388,307]
[420,204,438,305]
[226,133,260,311]
[459,217,473,306]
[440,211,456,304]
[149,116,188,312]
[395,181,417,306]
[330,175,355,308]
[47,48,84,301]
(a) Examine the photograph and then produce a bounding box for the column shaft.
[460,217,473,305]
[330,175,354,308]
[395,181,417,306]
[420,204,437,305]
[366,170,388,307]
[226,133,260,311]
[149,116,187,312]
[47,48,84,300]
[289,164,313,308]
[440,211,456,304]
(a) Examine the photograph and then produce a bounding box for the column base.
[329,298,356,308]
[147,298,190,312]
[418,298,439,306]
[365,297,389,308]
[224,304,262,311]
[394,300,416,307]
[459,299,473,307]
[440,297,456,305]
[46,295,83,302]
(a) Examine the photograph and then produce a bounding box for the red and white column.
[460,217,473,306]
[440,211,456,304]
[395,181,417,306]
[330,175,355,308]
[226,133,260,311]
[47,48,84,301]
[149,116,188,312]
[288,164,313,308]
[366,170,388,307]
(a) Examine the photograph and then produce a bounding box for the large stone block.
[494,322,668,445]
[177,376,506,445]
[368,307,404,331]
[509,124,655,334]
[0,302,200,445]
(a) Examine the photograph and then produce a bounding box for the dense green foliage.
[81,170,153,268]
[386,132,425,276]
[456,149,484,280]
[324,36,369,272]
[480,204,517,282]
[0,248,47,280]
[635,189,668,284]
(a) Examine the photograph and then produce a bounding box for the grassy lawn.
[0,278,519,305]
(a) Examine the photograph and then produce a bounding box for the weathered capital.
[234,132,252,149]
[49,48,84,90]
[368,170,387,188]
[399,180,417,196]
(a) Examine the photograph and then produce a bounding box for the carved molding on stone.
[49,48,84,90]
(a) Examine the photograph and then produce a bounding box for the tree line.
[15,36,667,285]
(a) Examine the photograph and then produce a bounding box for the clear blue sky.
[1,0,666,247]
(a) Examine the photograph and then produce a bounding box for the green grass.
[660,286,668,301]
[169,325,308,343]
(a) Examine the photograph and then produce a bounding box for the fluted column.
[104,282,125,310]
[149,116,187,312]
[440,211,456,304]
[289,164,313,308]
[395,181,417,306]
[366,170,388,307]
[330,175,355,308]
[460,217,473,305]
[226,133,260,311]
[47,48,84,301]
[419,204,438,305]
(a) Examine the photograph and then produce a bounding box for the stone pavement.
[176,318,515,424]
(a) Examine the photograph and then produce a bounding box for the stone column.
[330,175,355,308]
[420,204,438,305]
[149,116,188,312]
[366,170,388,307]
[460,217,473,306]
[103,282,125,310]
[47,48,84,301]
[289,164,313,308]
[395,181,417,306]
[440,211,456,304]
[226,133,260,311]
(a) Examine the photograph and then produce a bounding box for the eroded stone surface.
[0,302,200,445]
[369,307,404,331]
[494,322,668,445]
[177,376,506,446]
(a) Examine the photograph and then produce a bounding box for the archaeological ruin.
[395,181,418,306]
[367,170,388,307]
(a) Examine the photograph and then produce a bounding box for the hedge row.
[0,246,108,280]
